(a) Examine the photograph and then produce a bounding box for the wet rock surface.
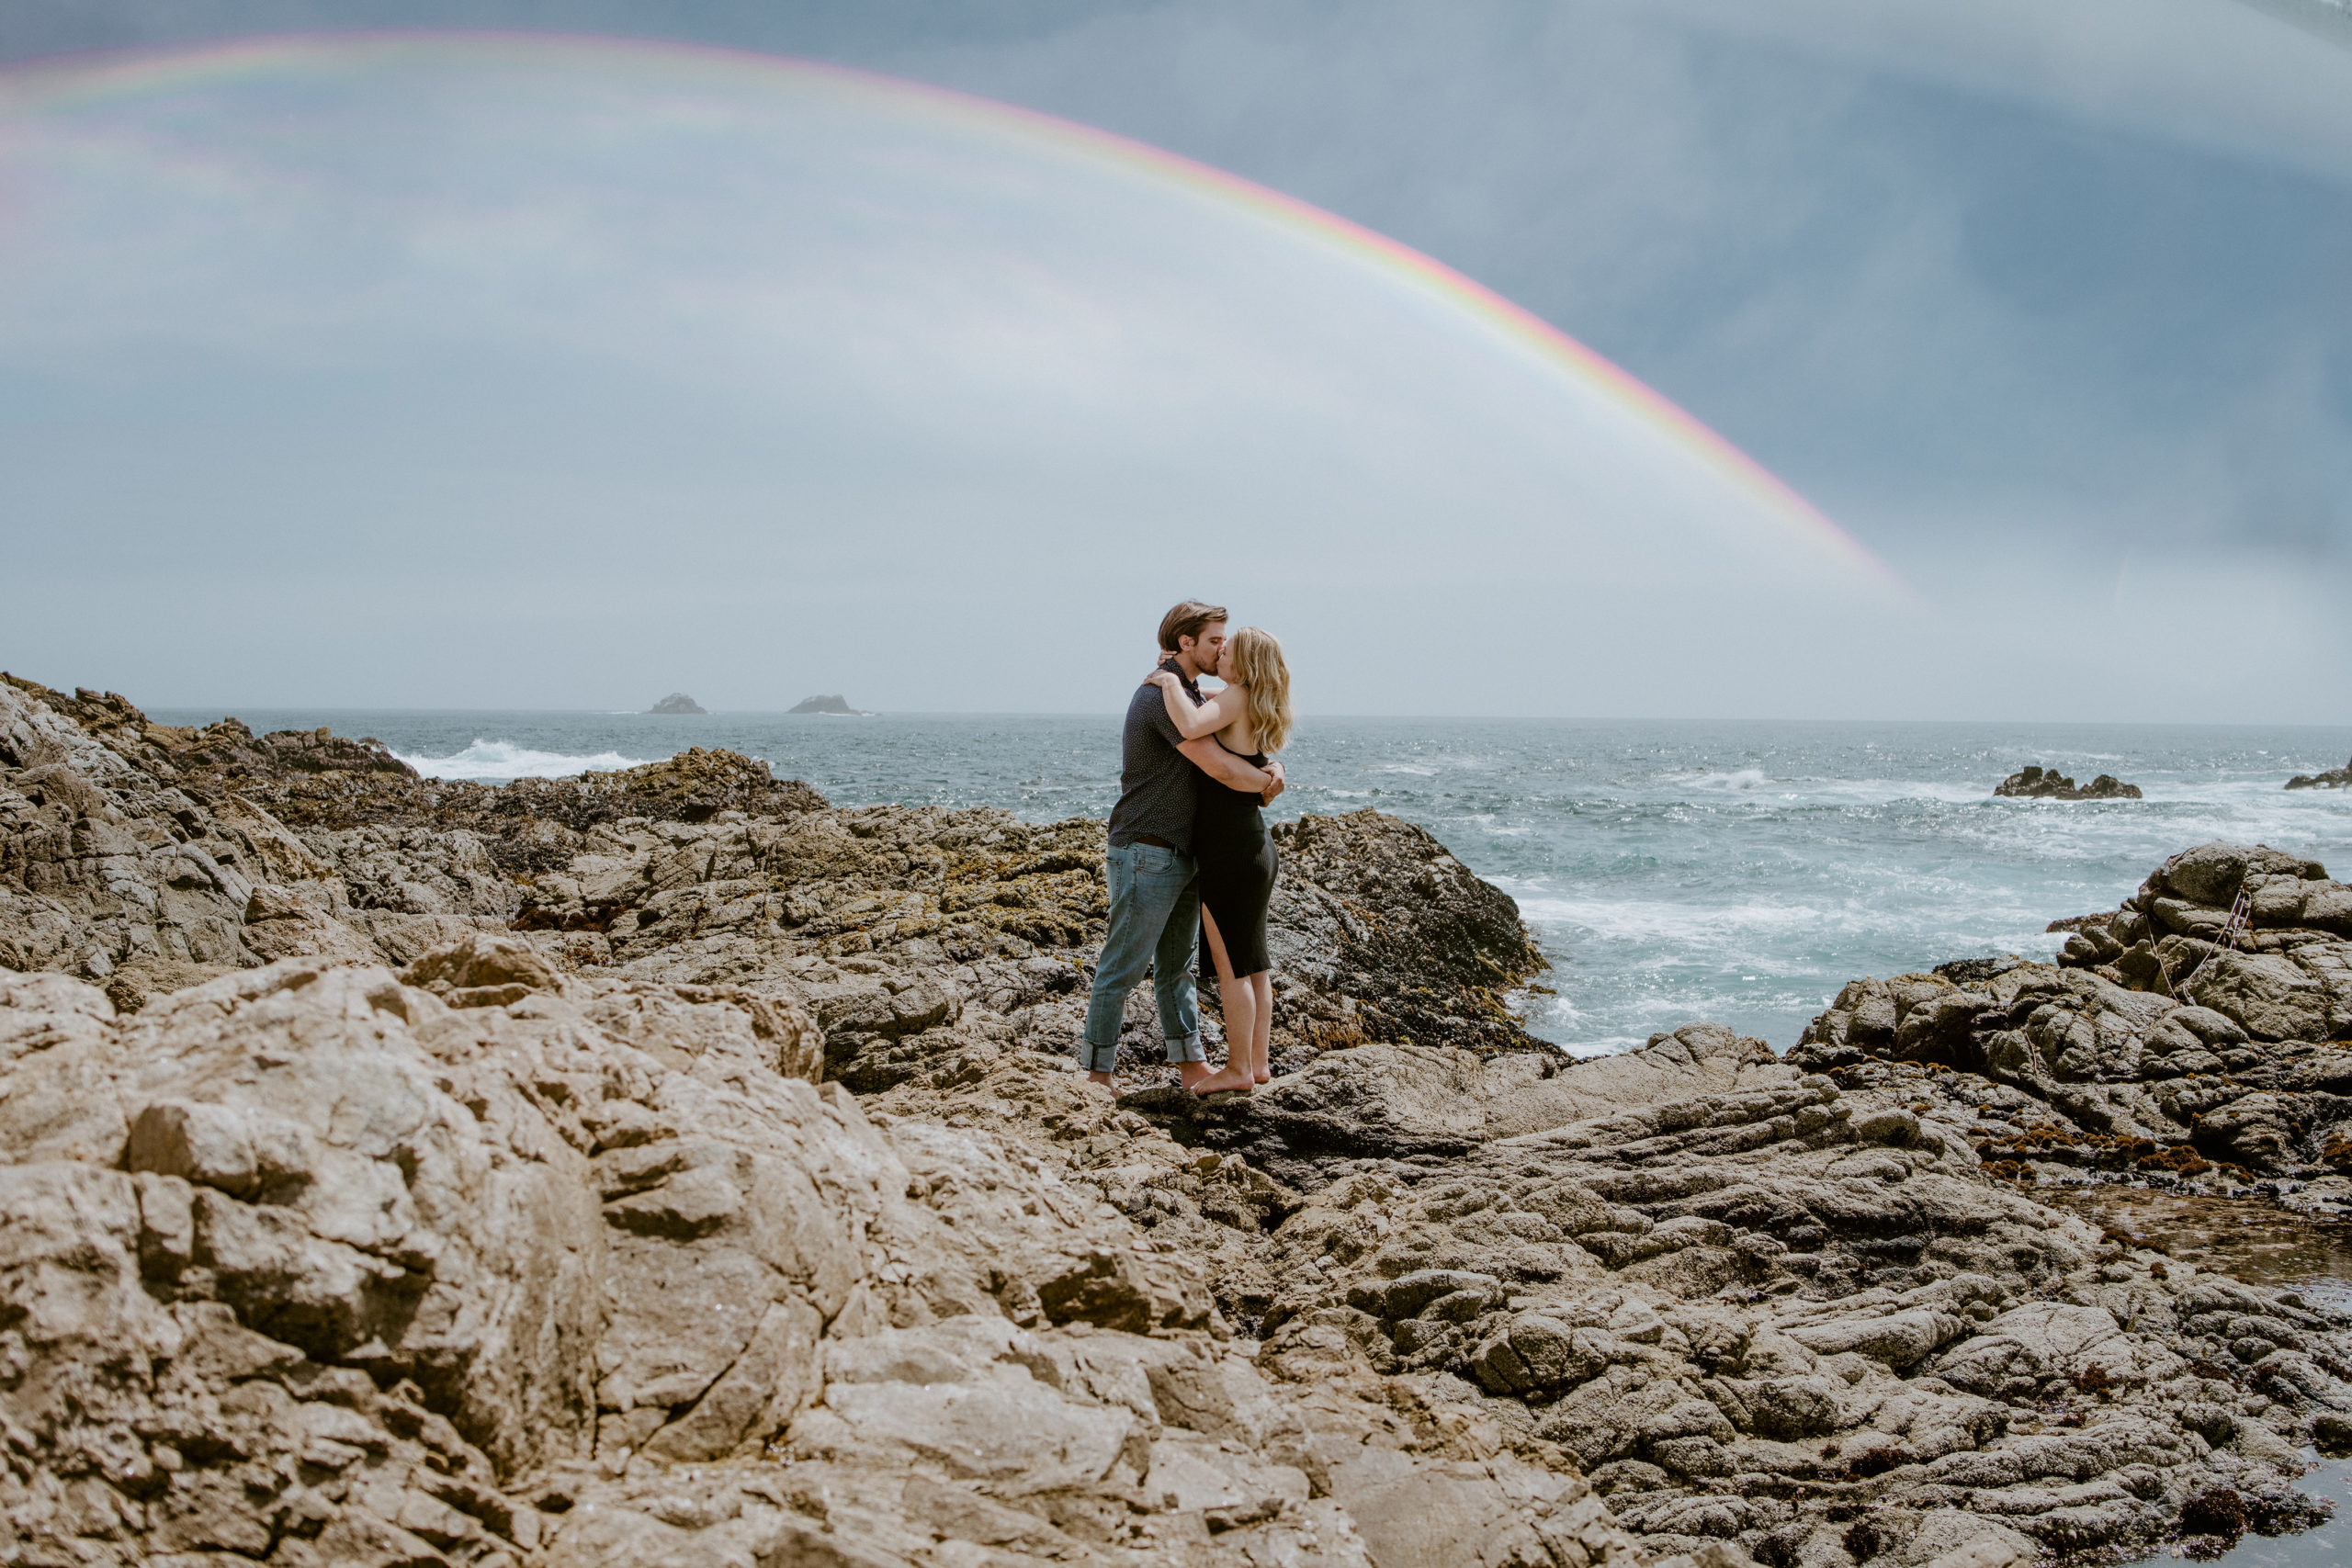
[1994,767,2143,801]
[4,675,2346,1567]
[2029,1186,2352,1300]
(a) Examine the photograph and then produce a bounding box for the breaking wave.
[393,739,651,782]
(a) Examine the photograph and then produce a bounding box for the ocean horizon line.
[130,705,2352,735]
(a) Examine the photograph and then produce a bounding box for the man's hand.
[1261,760,1286,806]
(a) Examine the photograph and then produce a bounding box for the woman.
[1147,626,1294,1097]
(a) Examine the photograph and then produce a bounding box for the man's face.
[1177,622,1227,677]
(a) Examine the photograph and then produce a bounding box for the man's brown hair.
[1158,600,1229,652]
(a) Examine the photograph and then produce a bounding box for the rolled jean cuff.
[1077,1036,1121,1075]
[1163,1032,1205,1066]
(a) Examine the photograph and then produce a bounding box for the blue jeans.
[1080,842,1204,1074]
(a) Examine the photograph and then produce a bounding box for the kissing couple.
[1080,599,1295,1099]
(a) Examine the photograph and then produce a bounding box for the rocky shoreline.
[4,672,2349,1568]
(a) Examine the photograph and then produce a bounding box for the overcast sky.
[3,1,2348,719]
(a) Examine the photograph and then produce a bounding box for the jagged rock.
[0,678,1661,1567]
[2285,754,2352,790]
[1200,1023,2352,1564]
[5,946,1646,1567]
[7,678,2348,1565]
[1797,842,2352,1186]
[788,694,864,715]
[647,693,707,715]
[1994,765,2143,801]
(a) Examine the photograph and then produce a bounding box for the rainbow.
[3,31,1907,594]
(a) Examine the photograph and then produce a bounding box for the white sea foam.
[394,739,652,782]
[1682,767,1771,791]
[1562,1035,1648,1059]
[1659,772,1991,807]
[1506,893,1836,941]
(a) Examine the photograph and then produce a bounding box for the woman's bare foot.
[1252,1070,1272,1084]
[1189,1065,1254,1096]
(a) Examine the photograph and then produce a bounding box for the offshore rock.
[789,694,865,715]
[2285,754,2352,790]
[646,692,707,715]
[1994,766,2143,801]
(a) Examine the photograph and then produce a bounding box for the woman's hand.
[1145,669,1178,690]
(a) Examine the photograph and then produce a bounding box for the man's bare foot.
[1087,1070,1116,1089]
[1190,1065,1254,1096]
[1177,1061,1215,1090]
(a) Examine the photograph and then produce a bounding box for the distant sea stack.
[788,694,866,715]
[1995,764,2142,800]
[2286,755,2352,790]
[648,693,707,715]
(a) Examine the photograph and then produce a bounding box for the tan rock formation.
[4,674,2346,1568]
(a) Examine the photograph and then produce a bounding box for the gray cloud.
[2,2,2347,717]
[2,40,1918,716]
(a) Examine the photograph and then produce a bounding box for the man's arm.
[1178,736,1273,794]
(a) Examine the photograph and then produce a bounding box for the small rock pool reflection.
[2030,1184,2352,1567]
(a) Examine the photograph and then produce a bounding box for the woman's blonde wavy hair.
[1227,626,1294,754]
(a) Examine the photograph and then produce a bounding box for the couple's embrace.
[1080,600,1294,1098]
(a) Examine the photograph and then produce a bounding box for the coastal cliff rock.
[1993,767,2142,801]
[3,674,2346,1568]
[2286,755,2351,790]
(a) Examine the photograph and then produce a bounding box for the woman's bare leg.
[1192,908,1256,1094]
[1248,972,1273,1082]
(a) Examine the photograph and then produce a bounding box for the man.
[1080,600,1284,1089]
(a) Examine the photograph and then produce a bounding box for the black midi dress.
[1194,734,1279,977]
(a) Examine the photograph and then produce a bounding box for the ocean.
[154,708,2352,1057]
